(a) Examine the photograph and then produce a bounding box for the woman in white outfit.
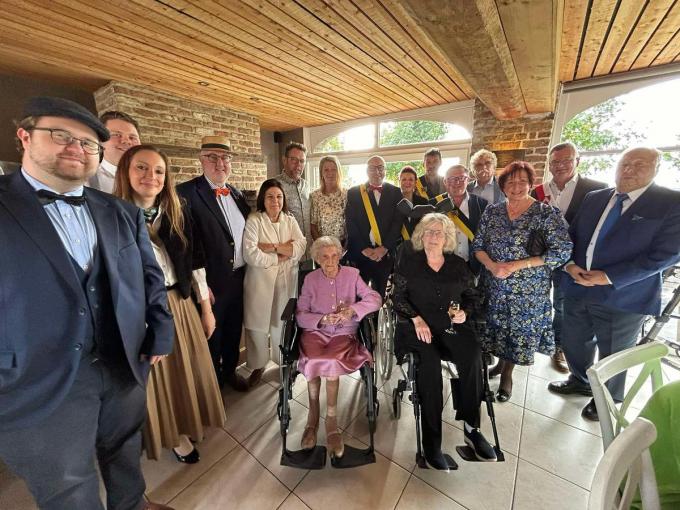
[243,178,307,387]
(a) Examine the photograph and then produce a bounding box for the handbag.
[526,229,547,257]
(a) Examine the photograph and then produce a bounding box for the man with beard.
[0,97,173,509]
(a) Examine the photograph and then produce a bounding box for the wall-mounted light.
[198,81,209,86]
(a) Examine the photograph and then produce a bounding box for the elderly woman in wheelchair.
[295,236,382,460]
[393,213,497,470]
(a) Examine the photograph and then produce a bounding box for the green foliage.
[561,98,645,176]
[380,120,449,147]
[315,135,343,153]
[385,160,421,184]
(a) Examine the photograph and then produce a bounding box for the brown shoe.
[226,372,250,392]
[248,368,264,388]
[327,430,344,459]
[143,501,175,510]
[551,349,569,374]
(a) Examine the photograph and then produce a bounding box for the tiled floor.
[2,354,679,510]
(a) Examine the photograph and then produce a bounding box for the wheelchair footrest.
[281,446,327,470]
[455,445,504,462]
[330,445,375,468]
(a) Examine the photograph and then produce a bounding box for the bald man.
[549,147,680,422]
[345,155,404,296]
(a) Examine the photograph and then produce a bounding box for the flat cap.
[22,96,110,142]
[201,135,235,154]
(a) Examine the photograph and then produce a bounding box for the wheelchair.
[376,275,397,381]
[276,259,380,469]
[391,317,505,470]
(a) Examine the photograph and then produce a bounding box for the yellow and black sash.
[359,184,382,246]
[434,194,475,242]
[415,176,429,199]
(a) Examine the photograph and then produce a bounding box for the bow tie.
[215,187,231,197]
[36,189,86,206]
[368,184,383,192]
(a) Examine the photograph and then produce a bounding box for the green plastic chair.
[586,341,669,451]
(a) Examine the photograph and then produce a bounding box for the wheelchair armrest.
[280,297,298,322]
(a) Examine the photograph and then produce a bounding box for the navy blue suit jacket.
[0,171,174,430]
[562,184,680,315]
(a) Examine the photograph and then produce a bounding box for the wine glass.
[445,301,459,335]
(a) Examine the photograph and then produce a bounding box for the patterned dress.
[471,201,572,365]
[310,188,347,242]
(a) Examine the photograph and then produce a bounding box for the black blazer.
[157,205,206,300]
[531,176,607,224]
[345,182,405,261]
[402,194,430,238]
[176,176,251,296]
[0,171,173,430]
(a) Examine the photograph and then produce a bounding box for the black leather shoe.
[496,388,511,402]
[581,399,599,421]
[226,372,250,392]
[548,379,592,396]
[173,446,200,464]
[464,428,497,462]
[424,450,458,470]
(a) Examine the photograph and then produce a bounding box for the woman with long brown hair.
[115,144,225,464]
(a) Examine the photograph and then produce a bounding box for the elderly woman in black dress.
[393,213,497,469]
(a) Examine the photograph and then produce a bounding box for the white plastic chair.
[586,341,669,451]
[588,417,660,510]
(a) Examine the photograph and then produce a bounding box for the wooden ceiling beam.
[631,2,680,69]
[593,0,647,76]
[574,0,618,80]
[559,0,590,82]
[398,0,527,119]
[653,29,680,65]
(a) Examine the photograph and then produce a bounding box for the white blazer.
[243,211,306,332]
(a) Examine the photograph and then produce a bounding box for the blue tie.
[596,193,628,245]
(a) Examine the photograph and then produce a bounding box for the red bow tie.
[215,187,231,197]
[368,184,383,192]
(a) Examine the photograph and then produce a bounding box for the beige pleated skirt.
[143,289,226,460]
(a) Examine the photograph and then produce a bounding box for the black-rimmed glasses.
[31,127,102,155]
[201,153,233,164]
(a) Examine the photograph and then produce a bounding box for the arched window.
[379,120,470,147]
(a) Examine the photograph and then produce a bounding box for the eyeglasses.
[368,165,385,171]
[550,158,575,168]
[31,127,102,155]
[286,156,306,165]
[445,176,468,184]
[423,229,445,238]
[201,153,233,164]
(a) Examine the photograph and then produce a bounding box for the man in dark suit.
[0,97,174,509]
[415,147,446,199]
[468,148,504,204]
[548,147,680,421]
[531,142,607,372]
[345,155,404,297]
[177,136,251,391]
[429,164,488,275]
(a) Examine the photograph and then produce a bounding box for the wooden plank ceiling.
[0,0,677,130]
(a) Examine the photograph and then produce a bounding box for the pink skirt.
[297,330,373,379]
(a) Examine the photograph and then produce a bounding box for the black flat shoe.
[581,398,599,422]
[173,446,200,464]
[464,428,497,462]
[496,388,512,402]
[424,450,458,471]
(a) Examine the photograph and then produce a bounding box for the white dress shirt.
[585,182,653,270]
[88,159,117,194]
[451,194,470,262]
[547,173,579,216]
[204,176,246,269]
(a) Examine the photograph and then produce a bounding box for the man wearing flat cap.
[177,135,252,391]
[0,97,174,509]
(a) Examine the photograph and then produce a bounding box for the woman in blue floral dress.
[472,161,572,402]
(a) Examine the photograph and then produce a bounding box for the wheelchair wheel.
[377,305,395,381]
[362,364,379,434]
[392,388,401,419]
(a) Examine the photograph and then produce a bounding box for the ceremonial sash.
[401,224,410,241]
[415,177,429,199]
[360,184,382,246]
[434,194,475,242]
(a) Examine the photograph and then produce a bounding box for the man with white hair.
[468,148,504,204]
[549,147,680,421]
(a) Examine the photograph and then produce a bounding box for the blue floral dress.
[471,201,572,365]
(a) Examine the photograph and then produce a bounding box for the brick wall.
[471,100,554,181]
[94,82,267,190]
